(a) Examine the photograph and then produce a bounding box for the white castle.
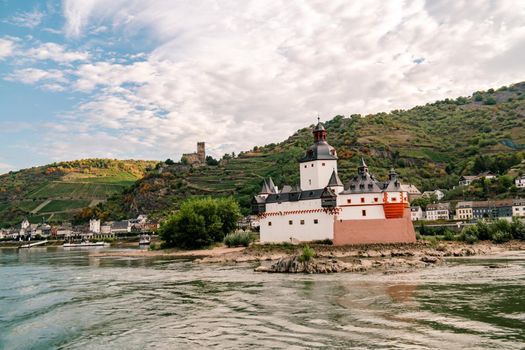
[252,119,416,245]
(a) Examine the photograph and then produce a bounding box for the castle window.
[392,197,397,201]
[304,165,307,168]
[314,219,318,224]
[300,220,305,225]
[374,197,378,202]
[268,222,272,226]
[347,199,351,204]
[361,197,365,203]
[311,164,314,167]
[289,220,293,225]
[309,179,312,185]
[322,163,325,166]
[362,210,367,216]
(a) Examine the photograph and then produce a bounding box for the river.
[0,247,524,349]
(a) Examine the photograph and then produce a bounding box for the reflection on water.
[0,248,524,349]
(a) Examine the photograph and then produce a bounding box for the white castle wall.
[260,199,334,243]
[299,159,337,190]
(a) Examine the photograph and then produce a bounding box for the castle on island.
[252,119,416,245]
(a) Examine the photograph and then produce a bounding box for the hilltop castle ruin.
[182,142,206,166]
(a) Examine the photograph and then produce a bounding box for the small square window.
[361,197,365,203]
[374,197,378,202]
[268,222,272,226]
[300,220,305,225]
[392,197,397,201]
[362,210,366,216]
[313,219,318,224]
[311,164,314,167]
[322,163,325,166]
[304,165,307,168]
[289,220,293,225]
[347,199,351,204]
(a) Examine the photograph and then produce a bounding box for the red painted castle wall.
[333,209,416,245]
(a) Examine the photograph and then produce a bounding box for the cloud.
[6,10,44,28]
[5,68,67,86]
[0,38,15,59]
[15,0,525,164]
[25,42,90,63]
[0,162,14,174]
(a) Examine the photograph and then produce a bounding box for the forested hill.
[0,159,157,227]
[93,82,525,220]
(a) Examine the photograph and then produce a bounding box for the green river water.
[0,247,524,349]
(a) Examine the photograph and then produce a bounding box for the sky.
[1,0,525,174]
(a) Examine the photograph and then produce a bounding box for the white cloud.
[6,68,67,86]
[25,42,89,63]
[31,0,525,161]
[0,162,14,174]
[0,38,15,59]
[7,10,44,28]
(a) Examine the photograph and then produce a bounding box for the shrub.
[159,197,241,249]
[491,230,512,244]
[510,218,525,240]
[443,230,455,241]
[224,231,253,247]
[298,245,315,263]
[416,232,422,240]
[311,239,333,245]
[476,221,491,240]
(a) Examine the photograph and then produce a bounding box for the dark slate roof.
[342,159,383,193]
[300,142,338,162]
[327,170,343,187]
[267,177,277,193]
[313,121,326,132]
[111,221,129,230]
[383,168,401,191]
[265,189,325,203]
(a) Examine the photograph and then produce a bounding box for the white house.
[410,206,424,221]
[252,119,415,245]
[426,203,450,221]
[422,190,445,201]
[89,219,101,233]
[459,172,496,186]
[513,199,525,217]
[515,176,525,188]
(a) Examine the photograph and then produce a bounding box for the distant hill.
[2,82,525,227]
[95,82,525,220]
[0,159,157,227]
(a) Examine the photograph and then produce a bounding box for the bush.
[224,231,254,247]
[443,230,455,241]
[311,239,333,245]
[159,197,241,249]
[510,218,525,240]
[298,245,315,263]
[476,221,491,240]
[491,230,512,244]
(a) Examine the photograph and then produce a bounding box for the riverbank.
[90,240,525,273]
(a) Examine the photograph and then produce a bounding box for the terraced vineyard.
[0,159,157,227]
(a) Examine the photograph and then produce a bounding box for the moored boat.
[63,241,109,248]
[139,234,151,246]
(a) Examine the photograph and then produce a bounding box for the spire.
[358,158,369,175]
[313,117,327,142]
[260,179,271,194]
[327,169,343,187]
[388,167,397,181]
[267,177,277,193]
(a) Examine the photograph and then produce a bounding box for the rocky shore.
[197,241,525,273]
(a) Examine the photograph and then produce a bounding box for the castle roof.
[327,170,343,187]
[265,189,326,203]
[299,119,338,163]
[383,167,401,191]
[342,159,383,193]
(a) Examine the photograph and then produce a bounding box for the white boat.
[18,240,48,249]
[139,234,151,246]
[63,241,109,248]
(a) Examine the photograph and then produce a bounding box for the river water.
[0,248,524,349]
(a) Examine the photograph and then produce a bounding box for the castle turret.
[299,118,338,191]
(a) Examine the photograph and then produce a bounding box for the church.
[252,119,416,245]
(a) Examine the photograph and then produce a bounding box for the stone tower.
[197,142,205,163]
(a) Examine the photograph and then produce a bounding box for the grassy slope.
[99,82,525,220]
[0,159,157,227]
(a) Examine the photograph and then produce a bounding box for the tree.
[165,158,175,165]
[205,155,219,166]
[159,197,241,249]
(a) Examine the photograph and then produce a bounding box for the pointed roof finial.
[317,114,320,123]
[361,157,367,167]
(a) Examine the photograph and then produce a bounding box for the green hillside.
[90,82,525,220]
[0,159,157,227]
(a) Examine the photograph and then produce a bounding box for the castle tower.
[197,142,205,163]
[299,118,339,191]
